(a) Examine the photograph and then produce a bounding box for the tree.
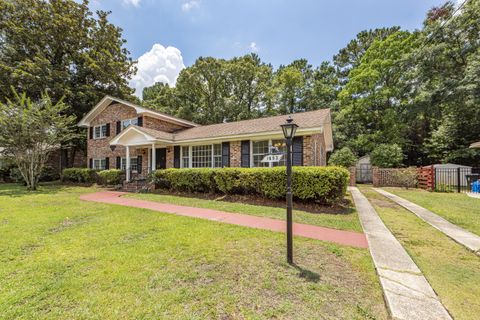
[0,0,136,164]
[334,31,418,156]
[409,0,480,165]
[0,91,77,190]
[370,144,403,168]
[328,147,358,168]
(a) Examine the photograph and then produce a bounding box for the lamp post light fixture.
[280,116,298,264]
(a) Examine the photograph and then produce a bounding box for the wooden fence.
[372,167,418,188]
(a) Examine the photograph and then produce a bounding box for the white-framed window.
[121,157,138,171]
[181,144,222,168]
[181,146,189,168]
[122,118,138,130]
[94,124,108,139]
[93,158,106,170]
[251,139,287,168]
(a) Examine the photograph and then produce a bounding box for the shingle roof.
[172,109,330,141]
[132,125,174,141]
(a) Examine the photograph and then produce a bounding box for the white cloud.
[130,44,185,97]
[249,42,259,52]
[123,0,141,6]
[181,0,200,12]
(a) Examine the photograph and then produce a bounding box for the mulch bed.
[148,189,354,215]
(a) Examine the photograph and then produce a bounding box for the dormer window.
[121,118,138,130]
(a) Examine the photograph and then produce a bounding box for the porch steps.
[122,179,154,193]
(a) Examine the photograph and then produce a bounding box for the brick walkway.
[80,191,368,248]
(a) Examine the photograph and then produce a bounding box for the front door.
[155,148,167,169]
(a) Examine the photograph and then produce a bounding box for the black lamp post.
[280,116,298,264]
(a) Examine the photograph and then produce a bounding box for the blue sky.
[88,0,447,95]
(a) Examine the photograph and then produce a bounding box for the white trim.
[250,139,286,168]
[470,141,480,148]
[173,127,323,145]
[78,95,198,128]
[93,124,108,139]
[92,158,106,170]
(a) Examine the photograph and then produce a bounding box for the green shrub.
[371,144,403,168]
[328,147,358,168]
[154,168,217,193]
[39,166,60,182]
[151,166,349,205]
[98,169,123,185]
[62,168,98,183]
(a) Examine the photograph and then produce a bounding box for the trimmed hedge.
[62,168,98,183]
[151,167,349,205]
[98,169,124,185]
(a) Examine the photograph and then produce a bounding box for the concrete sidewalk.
[374,188,480,255]
[80,191,368,248]
[349,187,452,320]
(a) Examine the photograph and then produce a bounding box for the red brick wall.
[302,133,326,166]
[144,115,186,133]
[230,141,242,167]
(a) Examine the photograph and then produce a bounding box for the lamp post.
[280,116,298,264]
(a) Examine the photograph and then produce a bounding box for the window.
[121,157,138,171]
[122,118,138,130]
[213,144,222,168]
[271,139,287,167]
[94,124,108,139]
[252,139,286,167]
[252,140,269,167]
[182,144,222,168]
[93,158,106,170]
[191,145,212,168]
[181,146,189,168]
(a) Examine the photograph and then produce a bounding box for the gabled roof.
[77,95,198,128]
[173,109,331,142]
[109,108,333,150]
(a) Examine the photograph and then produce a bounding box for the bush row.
[62,168,123,185]
[150,167,349,205]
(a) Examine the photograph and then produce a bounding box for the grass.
[359,185,480,320]
[0,183,388,319]
[383,187,480,236]
[126,192,363,232]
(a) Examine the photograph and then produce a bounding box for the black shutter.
[116,121,121,134]
[173,146,180,168]
[222,142,230,167]
[89,127,93,139]
[106,123,110,137]
[137,116,143,127]
[105,157,109,170]
[292,136,303,166]
[89,158,93,169]
[137,156,142,174]
[241,140,250,168]
[116,156,121,169]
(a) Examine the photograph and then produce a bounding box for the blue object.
[472,180,480,193]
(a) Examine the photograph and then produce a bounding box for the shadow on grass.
[293,264,321,283]
[0,182,70,197]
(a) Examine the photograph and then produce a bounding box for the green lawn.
[383,187,480,236]
[360,186,480,320]
[127,192,362,232]
[0,183,387,319]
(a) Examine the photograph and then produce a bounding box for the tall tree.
[411,0,480,165]
[335,31,418,156]
[0,0,136,164]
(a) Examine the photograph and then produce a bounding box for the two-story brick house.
[78,96,334,182]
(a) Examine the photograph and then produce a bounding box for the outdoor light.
[281,116,298,140]
[281,116,298,265]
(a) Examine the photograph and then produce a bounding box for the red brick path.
[80,191,368,248]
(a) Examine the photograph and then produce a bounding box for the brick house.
[78,96,334,182]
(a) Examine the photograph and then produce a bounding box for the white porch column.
[147,147,151,173]
[151,143,156,172]
[126,146,131,182]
